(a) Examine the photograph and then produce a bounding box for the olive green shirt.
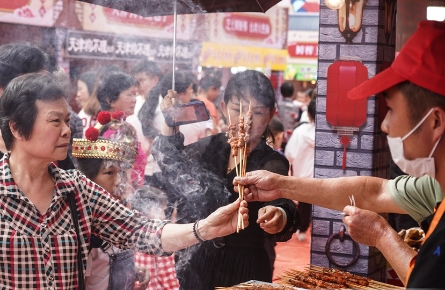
[388,175,444,224]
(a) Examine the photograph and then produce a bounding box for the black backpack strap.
[68,191,85,290]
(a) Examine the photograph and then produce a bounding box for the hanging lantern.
[338,0,367,43]
[326,58,368,170]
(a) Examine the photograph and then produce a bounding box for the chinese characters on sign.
[67,31,113,57]
[288,43,318,58]
[223,14,271,39]
[66,30,196,63]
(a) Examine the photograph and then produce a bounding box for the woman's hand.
[257,205,286,234]
[199,199,249,240]
[160,89,180,136]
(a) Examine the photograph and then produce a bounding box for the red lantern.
[326,59,368,169]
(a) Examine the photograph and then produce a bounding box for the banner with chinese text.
[206,6,289,49]
[200,42,287,71]
[66,30,197,64]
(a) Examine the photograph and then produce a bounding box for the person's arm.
[343,206,416,285]
[234,170,406,214]
[80,169,248,255]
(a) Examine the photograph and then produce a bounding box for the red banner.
[223,14,271,39]
[288,42,318,58]
[0,0,30,11]
[102,7,173,28]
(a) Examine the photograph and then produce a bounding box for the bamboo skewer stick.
[238,101,245,231]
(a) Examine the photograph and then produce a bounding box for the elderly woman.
[0,73,248,289]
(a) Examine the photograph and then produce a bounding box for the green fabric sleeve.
[388,175,444,223]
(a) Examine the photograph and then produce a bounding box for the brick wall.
[311,0,396,281]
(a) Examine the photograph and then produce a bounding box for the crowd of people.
[0,19,443,290]
[0,40,307,290]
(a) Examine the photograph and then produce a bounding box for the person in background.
[0,42,76,170]
[95,71,147,187]
[234,21,445,287]
[130,185,180,290]
[129,60,162,158]
[263,116,288,273]
[268,117,285,154]
[153,70,299,289]
[75,114,150,290]
[76,71,98,136]
[284,99,316,242]
[277,82,300,146]
[82,65,123,132]
[54,66,84,168]
[197,75,222,135]
[0,72,249,289]
[294,90,311,123]
[160,71,213,145]
[134,60,163,142]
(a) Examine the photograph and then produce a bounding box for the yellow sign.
[200,42,288,71]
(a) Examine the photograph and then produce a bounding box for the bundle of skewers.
[277,265,404,289]
[227,102,252,232]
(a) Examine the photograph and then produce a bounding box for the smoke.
[152,136,229,223]
[151,134,230,286]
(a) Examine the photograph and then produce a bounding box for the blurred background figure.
[130,185,180,290]
[284,99,316,242]
[129,60,163,157]
[277,82,300,148]
[264,116,287,273]
[197,75,222,135]
[294,89,311,124]
[160,70,213,145]
[268,117,285,154]
[76,70,98,136]
[82,65,124,136]
[95,71,147,187]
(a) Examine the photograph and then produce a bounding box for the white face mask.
[387,108,441,178]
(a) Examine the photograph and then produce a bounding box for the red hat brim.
[347,66,407,100]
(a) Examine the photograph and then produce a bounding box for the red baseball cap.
[348,20,445,100]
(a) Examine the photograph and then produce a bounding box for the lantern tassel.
[340,135,351,170]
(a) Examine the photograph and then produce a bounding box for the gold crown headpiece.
[72,111,138,166]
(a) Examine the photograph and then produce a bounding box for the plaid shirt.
[0,153,170,289]
[134,252,179,290]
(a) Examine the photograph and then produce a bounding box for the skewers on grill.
[277,265,403,289]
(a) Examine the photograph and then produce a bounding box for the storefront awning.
[200,42,288,71]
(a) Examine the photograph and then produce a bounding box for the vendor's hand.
[342,206,390,247]
[134,266,150,290]
[257,205,286,234]
[200,199,249,240]
[160,89,180,135]
[234,170,283,202]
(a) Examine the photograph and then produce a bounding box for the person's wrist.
[276,207,287,233]
[161,123,179,136]
[197,218,212,241]
[374,218,394,249]
[278,175,288,199]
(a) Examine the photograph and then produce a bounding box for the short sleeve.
[388,175,444,223]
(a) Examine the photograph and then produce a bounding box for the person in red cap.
[233,20,445,288]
